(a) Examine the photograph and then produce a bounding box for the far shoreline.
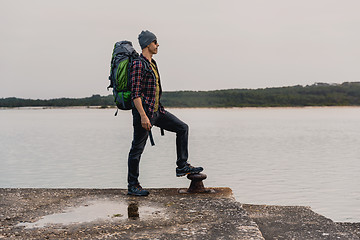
[2,105,360,110]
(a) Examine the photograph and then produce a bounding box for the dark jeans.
[127,109,189,186]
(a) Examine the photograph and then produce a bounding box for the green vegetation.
[1,82,360,108]
[0,94,114,108]
[162,82,360,107]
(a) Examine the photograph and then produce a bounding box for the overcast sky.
[1,0,360,99]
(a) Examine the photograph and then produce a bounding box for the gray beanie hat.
[138,30,157,49]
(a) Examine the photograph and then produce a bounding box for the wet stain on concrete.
[17,200,165,229]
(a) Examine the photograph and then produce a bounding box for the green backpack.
[108,41,139,110]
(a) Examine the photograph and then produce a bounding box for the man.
[127,30,204,196]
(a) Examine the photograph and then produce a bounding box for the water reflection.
[17,200,164,229]
[127,202,139,219]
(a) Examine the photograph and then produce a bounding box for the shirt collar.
[140,53,156,65]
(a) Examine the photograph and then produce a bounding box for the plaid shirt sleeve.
[130,59,143,100]
[129,55,165,116]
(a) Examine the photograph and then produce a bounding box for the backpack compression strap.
[149,129,155,146]
[148,128,164,146]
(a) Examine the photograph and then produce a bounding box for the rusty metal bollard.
[179,173,214,194]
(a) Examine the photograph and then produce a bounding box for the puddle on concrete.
[17,200,164,229]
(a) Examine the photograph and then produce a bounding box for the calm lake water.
[1,107,359,222]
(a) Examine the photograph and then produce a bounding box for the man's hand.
[141,114,152,131]
[133,97,152,131]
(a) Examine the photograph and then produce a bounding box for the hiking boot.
[127,184,149,196]
[176,163,204,177]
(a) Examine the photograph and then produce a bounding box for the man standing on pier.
[127,30,203,196]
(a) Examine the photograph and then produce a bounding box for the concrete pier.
[0,188,359,239]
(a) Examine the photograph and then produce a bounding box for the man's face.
[148,40,159,54]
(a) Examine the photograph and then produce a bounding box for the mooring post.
[179,173,214,194]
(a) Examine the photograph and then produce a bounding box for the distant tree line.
[1,82,360,108]
[0,95,114,108]
[162,82,360,107]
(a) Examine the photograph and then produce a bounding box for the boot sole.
[127,192,149,196]
[176,170,201,177]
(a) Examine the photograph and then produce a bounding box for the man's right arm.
[130,59,151,131]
